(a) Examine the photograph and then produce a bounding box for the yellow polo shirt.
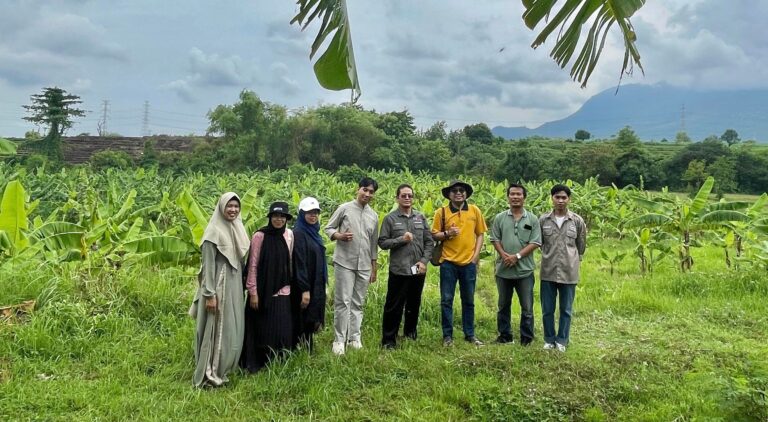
[432,202,487,265]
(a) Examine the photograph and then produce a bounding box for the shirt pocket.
[542,225,555,236]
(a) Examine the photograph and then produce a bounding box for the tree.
[681,159,708,190]
[23,87,86,160]
[614,126,641,149]
[574,129,591,141]
[674,131,692,144]
[462,123,495,145]
[720,129,740,146]
[423,121,447,141]
[291,0,647,97]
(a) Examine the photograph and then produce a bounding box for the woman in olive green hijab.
[191,192,250,387]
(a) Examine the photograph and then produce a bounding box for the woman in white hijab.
[191,192,250,387]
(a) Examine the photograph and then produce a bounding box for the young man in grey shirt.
[539,184,587,352]
[325,177,379,355]
[489,183,541,346]
[378,184,434,349]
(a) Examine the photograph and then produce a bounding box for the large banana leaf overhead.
[522,0,646,87]
[292,0,360,101]
[292,0,646,96]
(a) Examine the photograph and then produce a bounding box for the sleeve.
[370,214,379,262]
[292,232,311,292]
[421,213,434,263]
[576,216,587,257]
[530,215,542,246]
[324,205,344,240]
[474,206,488,235]
[200,241,218,297]
[377,215,403,250]
[489,213,502,243]
[431,208,443,234]
[245,232,263,297]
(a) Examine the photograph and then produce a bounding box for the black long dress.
[291,226,327,352]
[240,227,293,373]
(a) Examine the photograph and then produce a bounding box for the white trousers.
[333,264,371,343]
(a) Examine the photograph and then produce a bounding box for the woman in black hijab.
[241,202,294,373]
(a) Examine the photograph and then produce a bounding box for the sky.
[1,0,766,138]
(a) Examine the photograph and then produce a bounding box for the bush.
[90,150,134,170]
[24,153,48,171]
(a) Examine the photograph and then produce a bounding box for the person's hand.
[249,294,259,310]
[402,232,413,243]
[472,254,480,265]
[415,261,426,274]
[301,291,310,309]
[336,231,353,241]
[447,225,460,238]
[205,296,217,312]
[501,252,516,267]
[369,269,377,284]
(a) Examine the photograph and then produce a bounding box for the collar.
[397,208,413,217]
[449,201,469,213]
[545,210,572,221]
[505,208,528,219]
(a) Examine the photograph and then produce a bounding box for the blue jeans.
[540,280,576,346]
[439,261,477,339]
[496,273,535,344]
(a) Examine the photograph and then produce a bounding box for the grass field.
[2,240,767,421]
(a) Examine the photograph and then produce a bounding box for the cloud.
[21,13,128,61]
[163,48,263,102]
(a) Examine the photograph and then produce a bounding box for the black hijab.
[255,219,291,305]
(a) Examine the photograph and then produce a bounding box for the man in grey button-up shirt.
[325,177,379,355]
[539,184,587,352]
[378,184,434,348]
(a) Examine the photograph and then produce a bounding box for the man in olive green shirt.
[489,183,541,345]
[539,184,587,352]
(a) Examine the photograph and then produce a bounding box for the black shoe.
[443,337,454,347]
[381,342,396,350]
[494,335,514,344]
[404,332,417,340]
[464,336,485,346]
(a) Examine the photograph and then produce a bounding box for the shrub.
[90,150,134,170]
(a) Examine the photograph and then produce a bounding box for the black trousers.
[381,272,426,346]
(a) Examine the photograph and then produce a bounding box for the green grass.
[2,243,767,421]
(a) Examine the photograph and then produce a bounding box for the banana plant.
[626,177,750,272]
[0,180,33,255]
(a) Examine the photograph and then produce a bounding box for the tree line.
[12,88,768,195]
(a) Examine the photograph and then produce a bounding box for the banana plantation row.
[1,163,767,273]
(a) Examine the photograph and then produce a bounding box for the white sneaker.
[347,339,363,350]
[332,342,345,356]
[555,343,567,352]
[543,342,555,350]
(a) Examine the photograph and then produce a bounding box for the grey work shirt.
[539,210,587,284]
[378,209,434,276]
[489,208,541,279]
[324,200,379,271]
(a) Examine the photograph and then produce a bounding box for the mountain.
[492,84,768,142]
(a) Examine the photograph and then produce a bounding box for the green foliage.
[574,129,591,140]
[721,128,740,146]
[22,87,86,161]
[0,138,17,156]
[90,150,135,170]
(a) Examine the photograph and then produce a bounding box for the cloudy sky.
[1,0,765,137]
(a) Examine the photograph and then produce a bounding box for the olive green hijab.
[200,192,250,268]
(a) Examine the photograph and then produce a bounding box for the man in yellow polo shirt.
[431,180,488,347]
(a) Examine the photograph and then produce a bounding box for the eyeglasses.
[450,188,466,194]
[399,194,413,199]
[271,215,287,220]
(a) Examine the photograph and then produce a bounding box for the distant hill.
[492,84,768,142]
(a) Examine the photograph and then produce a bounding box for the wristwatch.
[515,253,522,260]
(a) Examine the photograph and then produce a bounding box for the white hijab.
[200,192,250,268]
